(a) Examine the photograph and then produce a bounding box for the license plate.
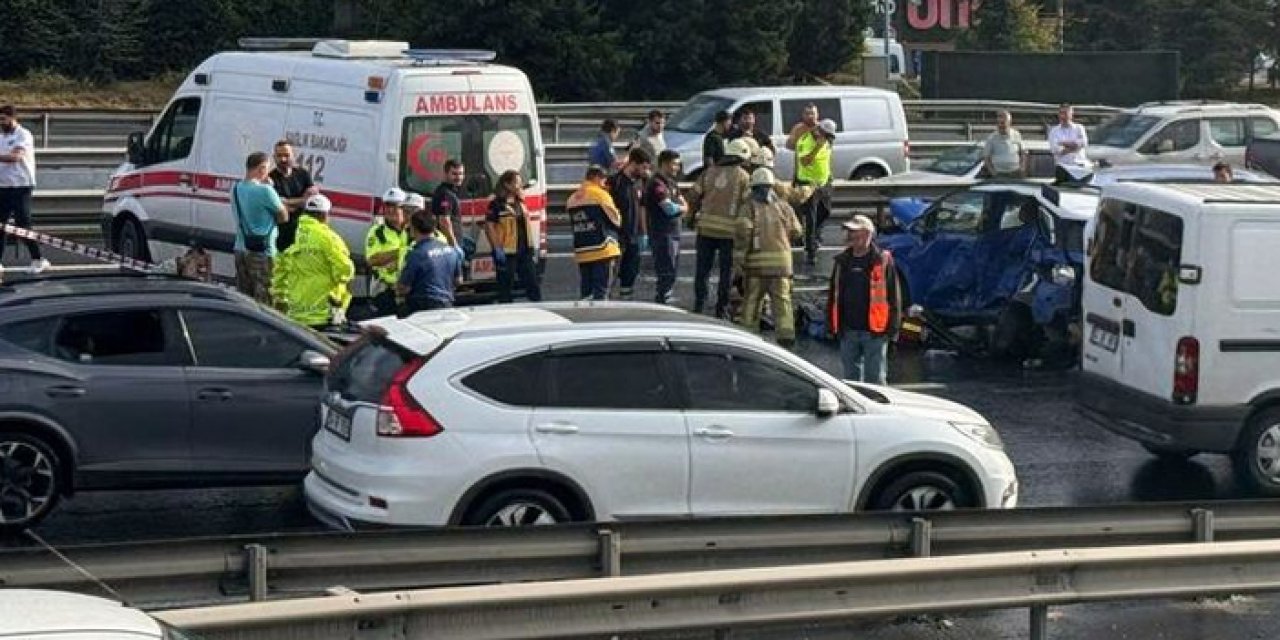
[470,257,495,279]
[324,408,352,441]
[1089,324,1119,353]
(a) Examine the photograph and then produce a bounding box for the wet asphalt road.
[5,227,1277,639]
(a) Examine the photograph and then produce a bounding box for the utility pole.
[1057,0,1065,52]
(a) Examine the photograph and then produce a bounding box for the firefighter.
[271,194,355,329]
[569,165,623,300]
[365,187,411,317]
[687,137,752,318]
[736,168,803,347]
[752,146,814,209]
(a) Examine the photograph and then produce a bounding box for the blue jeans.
[840,330,889,384]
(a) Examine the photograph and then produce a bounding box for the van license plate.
[1089,325,1119,353]
[471,257,495,279]
[324,409,352,441]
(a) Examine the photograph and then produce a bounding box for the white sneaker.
[30,258,50,274]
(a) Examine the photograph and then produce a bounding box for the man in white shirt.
[1048,103,1092,184]
[0,105,46,272]
[982,111,1027,178]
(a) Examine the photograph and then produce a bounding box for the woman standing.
[484,170,542,303]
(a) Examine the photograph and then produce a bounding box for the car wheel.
[990,304,1034,361]
[464,488,572,527]
[871,470,973,511]
[852,165,887,181]
[114,217,151,262]
[1233,408,1280,496]
[0,432,62,530]
[1141,443,1200,461]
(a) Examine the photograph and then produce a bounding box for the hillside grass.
[0,71,181,110]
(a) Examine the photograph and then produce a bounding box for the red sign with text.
[414,93,521,115]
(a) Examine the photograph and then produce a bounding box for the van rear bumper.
[1076,372,1248,453]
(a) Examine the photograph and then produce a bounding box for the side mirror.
[126,131,146,165]
[816,388,840,417]
[298,350,331,375]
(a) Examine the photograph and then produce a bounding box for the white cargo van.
[663,86,910,179]
[100,39,548,292]
[1078,181,1280,494]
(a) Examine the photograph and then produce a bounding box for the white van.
[863,37,906,81]
[1090,102,1280,168]
[663,86,910,179]
[100,39,548,292]
[1078,181,1280,494]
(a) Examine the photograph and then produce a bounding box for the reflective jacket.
[364,221,409,286]
[273,215,355,326]
[796,131,832,185]
[687,161,750,239]
[826,246,901,337]
[737,192,803,277]
[487,198,538,254]
[568,180,622,264]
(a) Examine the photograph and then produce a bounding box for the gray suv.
[0,273,336,530]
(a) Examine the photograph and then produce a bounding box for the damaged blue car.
[878,182,1098,359]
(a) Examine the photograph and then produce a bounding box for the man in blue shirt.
[397,211,463,314]
[589,119,620,171]
[232,151,288,306]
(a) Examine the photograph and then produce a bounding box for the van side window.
[781,98,842,131]
[147,97,201,166]
[1140,119,1199,155]
[1090,199,1137,291]
[1250,117,1278,139]
[1208,118,1247,147]
[1091,198,1182,316]
[844,99,892,132]
[738,101,774,136]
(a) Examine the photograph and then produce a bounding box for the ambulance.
[100,39,548,294]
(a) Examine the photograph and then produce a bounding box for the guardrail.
[3,500,1273,611]
[543,139,975,166]
[152,539,1280,640]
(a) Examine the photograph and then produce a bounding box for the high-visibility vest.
[567,181,622,264]
[796,131,832,185]
[364,222,409,286]
[274,216,355,326]
[827,250,894,334]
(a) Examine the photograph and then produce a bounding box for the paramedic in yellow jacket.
[485,169,543,303]
[687,137,752,318]
[736,168,804,347]
[271,194,355,329]
[568,165,623,300]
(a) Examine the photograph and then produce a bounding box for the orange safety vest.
[828,250,893,334]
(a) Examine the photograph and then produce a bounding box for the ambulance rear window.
[400,115,539,198]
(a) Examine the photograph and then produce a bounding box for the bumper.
[978,448,1019,509]
[1076,372,1248,453]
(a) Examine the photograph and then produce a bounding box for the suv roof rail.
[238,37,329,51]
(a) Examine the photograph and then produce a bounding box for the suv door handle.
[694,426,734,439]
[534,422,579,435]
[44,385,85,399]
[197,387,234,401]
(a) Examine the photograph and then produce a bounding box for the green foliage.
[788,0,871,79]
[961,0,1057,52]
[0,0,75,76]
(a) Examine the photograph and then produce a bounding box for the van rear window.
[1090,198,1183,316]
[400,115,539,198]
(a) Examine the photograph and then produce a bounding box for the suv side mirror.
[298,350,331,375]
[126,132,146,166]
[816,388,840,417]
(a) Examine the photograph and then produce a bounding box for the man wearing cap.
[569,165,622,300]
[271,194,354,329]
[703,110,731,167]
[796,117,836,266]
[365,187,411,317]
[737,167,804,347]
[827,215,902,384]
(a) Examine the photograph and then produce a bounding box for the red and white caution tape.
[2,223,158,272]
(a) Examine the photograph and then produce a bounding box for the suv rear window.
[462,351,547,406]
[327,336,408,402]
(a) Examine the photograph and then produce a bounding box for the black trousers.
[497,250,542,303]
[694,235,733,316]
[651,231,680,303]
[0,187,40,260]
[370,288,399,318]
[800,182,832,260]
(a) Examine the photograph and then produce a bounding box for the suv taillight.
[376,358,443,437]
[1173,337,1199,405]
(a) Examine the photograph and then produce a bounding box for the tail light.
[377,358,443,437]
[1173,337,1199,405]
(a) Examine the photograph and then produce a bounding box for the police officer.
[398,211,464,313]
[736,168,803,347]
[569,165,622,300]
[365,187,411,317]
[687,137,752,318]
[646,150,687,305]
[271,194,355,329]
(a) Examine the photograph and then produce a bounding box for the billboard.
[920,51,1181,106]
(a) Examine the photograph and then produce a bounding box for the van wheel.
[990,304,1034,360]
[114,217,151,262]
[464,488,572,527]
[1233,408,1280,496]
[1141,443,1199,461]
[870,471,972,511]
[851,166,887,181]
[0,432,62,531]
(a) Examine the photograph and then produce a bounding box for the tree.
[0,0,75,77]
[787,0,869,80]
[1064,0,1160,52]
[1156,0,1271,96]
[141,0,241,74]
[961,0,1057,52]
[61,0,149,82]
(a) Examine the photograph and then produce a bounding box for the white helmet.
[750,167,776,187]
[403,193,426,210]
[818,118,838,136]
[752,145,775,169]
[724,137,753,162]
[382,187,407,205]
[304,193,331,214]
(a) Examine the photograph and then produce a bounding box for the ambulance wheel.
[114,216,151,262]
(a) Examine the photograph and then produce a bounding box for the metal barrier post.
[910,517,933,557]
[1030,604,1049,640]
[1192,509,1215,543]
[244,544,270,601]
[41,113,50,149]
[554,116,562,144]
[598,528,621,577]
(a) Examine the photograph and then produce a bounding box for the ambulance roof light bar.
[238,37,328,51]
[403,49,498,66]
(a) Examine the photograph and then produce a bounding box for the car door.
[1137,118,1202,164]
[43,309,192,475]
[672,342,855,516]
[179,308,324,476]
[976,193,1050,311]
[1082,198,1137,379]
[528,340,690,519]
[907,189,989,315]
[1206,117,1247,165]
[132,96,203,250]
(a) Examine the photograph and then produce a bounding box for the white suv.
[304,303,1018,529]
[1090,102,1280,167]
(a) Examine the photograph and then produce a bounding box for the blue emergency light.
[403,49,497,66]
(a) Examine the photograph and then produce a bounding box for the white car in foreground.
[0,590,195,639]
[305,303,1018,530]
